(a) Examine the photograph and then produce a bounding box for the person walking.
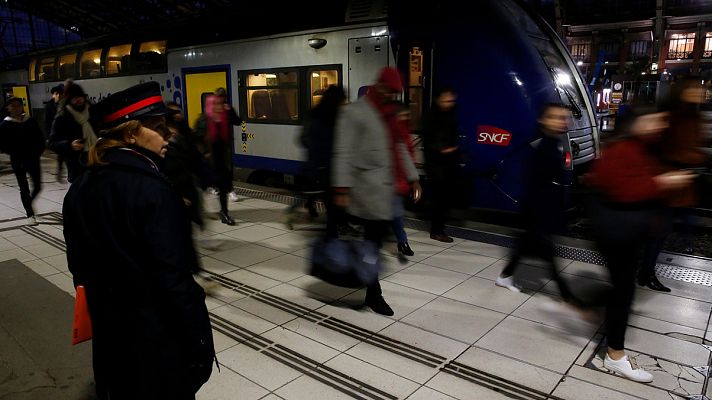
[332,67,419,316]
[422,87,459,243]
[0,97,46,224]
[589,106,694,383]
[205,88,242,225]
[495,103,577,304]
[49,84,97,183]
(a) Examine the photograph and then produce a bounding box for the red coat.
[590,138,665,204]
[391,118,416,196]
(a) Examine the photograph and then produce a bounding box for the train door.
[182,66,231,129]
[1,85,31,117]
[347,36,389,102]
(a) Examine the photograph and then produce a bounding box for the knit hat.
[377,67,404,92]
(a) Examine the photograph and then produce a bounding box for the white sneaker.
[26,216,38,226]
[228,191,239,202]
[603,354,653,383]
[495,275,522,292]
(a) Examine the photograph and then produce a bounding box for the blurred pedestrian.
[638,77,711,291]
[64,82,215,399]
[165,101,205,230]
[45,85,66,182]
[495,103,578,305]
[289,85,346,233]
[49,83,96,182]
[205,88,242,225]
[589,106,695,383]
[331,67,419,316]
[0,97,45,225]
[422,87,459,243]
[391,105,421,257]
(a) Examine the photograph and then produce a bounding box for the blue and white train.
[0,0,598,212]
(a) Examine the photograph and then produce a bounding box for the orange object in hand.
[72,285,93,345]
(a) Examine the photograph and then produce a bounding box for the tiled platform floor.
[0,156,710,400]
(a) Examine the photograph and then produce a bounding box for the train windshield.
[499,0,590,126]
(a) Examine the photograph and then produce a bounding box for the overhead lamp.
[308,38,327,49]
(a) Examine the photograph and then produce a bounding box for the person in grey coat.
[331,67,419,316]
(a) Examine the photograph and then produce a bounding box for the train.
[0,0,599,212]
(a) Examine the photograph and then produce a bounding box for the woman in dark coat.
[63,85,214,399]
[205,89,242,225]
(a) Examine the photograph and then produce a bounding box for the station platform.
[0,156,710,400]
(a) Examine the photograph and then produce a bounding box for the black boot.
[219,211,236,226]
[639,275,671,292]
[397,242,414,256]
[365,295,394,316]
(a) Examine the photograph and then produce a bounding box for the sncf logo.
[476,125,512,146]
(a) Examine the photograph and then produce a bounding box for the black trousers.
[600,238,639,350]
[429,176,450,235]
[359,218,389,299]
[501,230,579,304]
[12,157,42,218]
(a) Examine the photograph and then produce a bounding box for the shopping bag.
[71,285,93,345]
[310,236,381,288]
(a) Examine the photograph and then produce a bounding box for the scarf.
[205,95,231,143]
[366,89,413,196]
[66,105,98,152]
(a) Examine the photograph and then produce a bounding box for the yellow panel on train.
[184,71,227,130]
[11,86,31,117]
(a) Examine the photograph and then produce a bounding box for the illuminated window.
[79,49,102,78]
[309,69,339,108]
[106,44,132,75]
[244,70,299,122]
[59,53,77,80]
[668,32,695,59]
[38,57,56,81]
[136,40,167,72]
[705,33,712,58]
[407,47,424,129]
[569,42,590,63]
[29,59,37,82]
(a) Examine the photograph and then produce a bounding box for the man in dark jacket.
[0,97,45,224]
[63,82,214,399]
[495,103,577,304]
[49,84,96,182]
[422,87,459,243]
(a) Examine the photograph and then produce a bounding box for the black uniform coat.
[63,145,214,399]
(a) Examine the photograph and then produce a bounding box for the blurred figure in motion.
[44,85,65,182]
[423,87,459,243]
[287,85,346,232]
[49,83,97,183]
[0,97,45,225]
[332,67,419,316]
[589,106,695,383]
[391,104,421,257]
[638,77,711,291]
[165,101,205,230]
[206,88,242,225]
[496,104,579,305]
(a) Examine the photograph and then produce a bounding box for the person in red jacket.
[589,106,694,383]
[391,105,421,256]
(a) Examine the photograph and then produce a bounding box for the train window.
[58,53,77,80]
[245,71,299,122]
[136,40,167,72]
[309,69,339,108]
[106,44,132,75]
[29,59,37,82]
[38,57,57,81]
[80,49,102,78]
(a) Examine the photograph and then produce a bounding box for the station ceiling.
[3,0,353,45]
